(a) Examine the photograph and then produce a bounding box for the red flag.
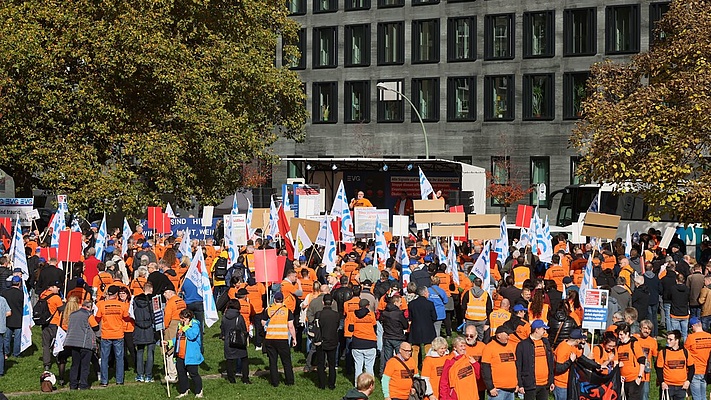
[277,206,294,260]
[516,205,534,228]
[331,218,340,242]
[0,218,11,251]
[58,231,83,263]
[254,249,278,283]
[147,207,162,230]
[490,251,499,270]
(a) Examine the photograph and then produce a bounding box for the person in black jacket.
[2,277,24,358]
[631,275,650,322]
[643,262,662,337]
[660,263,678,333]
[379,293,408,375]
[220,299,250,384]
[132,282,157,383]
[669,273,691,341]
[315,295,340,390]
[515,319,554,400]
[408,286,437,367]
[410,263,431,289]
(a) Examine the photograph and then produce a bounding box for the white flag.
[625,224,632,258]
[470,241,491,293]
[435,238,447,265]
[186,247,218,327]
[494,216,509,263]
[122,218,132,257]
[374,216,388,264]
[296,224,313,257]
[11,217,33,353]
[95,213,107,262]
[447,236,459,285]
[331,181,354,242]
[165,202,176,218]
[537,215,553,263]
[179,227,192,261]
[268,195,279,237]
[418,167,434,200]
[396,236,411,285]
[315,218,328,247]
[323,220,337,273]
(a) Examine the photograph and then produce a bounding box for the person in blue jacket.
[428,276,448,336]
[168,309,204,398]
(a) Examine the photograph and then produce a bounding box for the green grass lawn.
[0,324,701,399]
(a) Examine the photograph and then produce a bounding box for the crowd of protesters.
[0,213,710,400]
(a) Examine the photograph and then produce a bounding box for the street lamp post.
[376,82,429,159]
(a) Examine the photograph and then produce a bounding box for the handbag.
[228,316,248,349]
[393,355,427,400]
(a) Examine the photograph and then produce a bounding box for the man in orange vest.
[462,278,492,339]
[489,298,512,334]
[262,292,297,387]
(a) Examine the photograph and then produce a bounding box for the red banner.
[39,247,58,261]
[58,231,83,263]
[516,205,534,228]
[254,249,278,283]
[277,255,287,281]
[147,207,162,230]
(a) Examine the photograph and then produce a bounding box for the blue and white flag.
[186,247,218,327]
[396,236,409,266]
[71,218,82,233]
[587,194,599,213]
[268,195,279,237]
[625,224,632,259]
[538,215,553,263]
[50,211,65,249]
[323,220,337,273]
[447,236,459,285]
[165,202,176,218]
[95,214,107,262]
[494,217,509,263]
[224,215,237,263]
[517,228,530,250]
[435,238,447,265]
[580,256,594,307]
[529,211,540,255]
[331,181,354,242]
[231,193,239,215]
[418,167,434,200]
[122,218,132,257]
[179,227,192,261]
[11,218,33,353]
[246,197,254,239]
[470,241,491,293]
[374,216,388,265]
[315,217,329,247]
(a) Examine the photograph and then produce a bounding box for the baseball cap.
[363,257,372,264]
[105,246,115,254]
[38,257,47,263]
[49,280,61,288]
[531,319,549,330]
[90,223,98,229]
[107,239,115,245]
[562,276,573,284]
[423,255,433,262]
[690,317,702,326]
[11,276,22,283]
[299,255,307,262]
[273,292,284,301]
[409,259,418,266]
[12,267,22,274]
[496,325,513,335]
[569,329,585,339]
[142,242,151,248]
[513,304,527,312]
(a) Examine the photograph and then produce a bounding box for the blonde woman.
[57,296,81,386]
[421,336,450,399]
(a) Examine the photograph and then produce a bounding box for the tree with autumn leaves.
[0,0,306,217]
[572,0,711,225]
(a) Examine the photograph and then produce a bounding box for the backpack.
[228,315,248,349]
[33,293,59,326]
[308,311,323,346]
[213,258,228,281]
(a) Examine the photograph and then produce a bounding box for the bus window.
[557,192,573,226]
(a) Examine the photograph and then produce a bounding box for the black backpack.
[33,293,59,326]
[308,311,323,346]
[213,258,228,281]
[228,315,248,349]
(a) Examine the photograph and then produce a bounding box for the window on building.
[650,3,671,43]
[345,81,370,123]
[412,78,439,122]
[378,0,403,8]
[606,5,640,54]
[345,24,370,66]
[447,77,476,121]
[523,11,555,58]
[523,74,554,120]
[286,0,306,15]
[413,0,438,5]
[570,156,584,184]
[313,27,337,68]
[377,80,404,122]
[345,0,369,10]
[447,17,476,62]
[563,72,590,120]
[412,19,439,63]
[282,28,306,69]
[378,22,405,65]
[564,8,596,56]
[484,75,514,121]
[287,159,304,179]
[314,0,337,13]
[530,157,550,207]
[312,82,337,123]
[491,156,510,206]
[484,14,514,60]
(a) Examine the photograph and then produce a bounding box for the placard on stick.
[58,231,83,263]
[467,214,501,240]
[516,205,534,228]
[290,218,320,243]
[147,207,162,230]
[659,227,676,249]
[392,215,409,237]
[201,206,214,227]
[581,212,621,240]
[254,248,278,283]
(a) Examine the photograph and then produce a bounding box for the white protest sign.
[354,208,389,235]
[201,206,214,227]
[659,227,676,249]
[392,215,409,237]
[25,209,40,221]
[582,288,609,331]
[225,214,247,246]
[0,198,33,226]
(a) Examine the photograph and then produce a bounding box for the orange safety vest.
[465,291,488,321]
[513,266,529,290]
[489,309,511,331]
[264,304,289,340]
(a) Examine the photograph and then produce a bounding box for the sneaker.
[100,383,108,388]
[135,375,144,382]
[144,377,154,383]
[175,392,190,399]
[195,391,204,398]
[254,346,262,351]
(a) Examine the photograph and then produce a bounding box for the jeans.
[703,316,711,333]
[662,302,671,331]
[380,339,402,375]
[488,389,515,400]
[69,347,93,389]
[666,385,688,400]
[669,317,689,341]
[4,328,21,357]
[100,338,125,384]
[648,304,659,337]
[553,386,567,400]
[136,343,155,379]
[640,381,649,400]
[690,306,701,319]
[351,348,376,378]
[690,374,706,400]
[376,322,383,352]
[176,358,202,395]
[434,321,443,337]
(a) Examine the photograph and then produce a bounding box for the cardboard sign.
[415,212,465,225]
[413,198,445,212]
[254,248,279,283]
[467,214,501,240]
[516,205,534,228]
[251,208,270,229]
[581,212,621,240]
[659,227,676,249]
[201,206,214,227]
[147,207,162,230]
[290,218,320,243]
[392,215,409,237]
[431,225,467,237]
[582,288,610,330]
[58,231,83,263]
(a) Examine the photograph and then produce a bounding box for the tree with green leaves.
[0,0,306,217]
[571,0,711,225]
